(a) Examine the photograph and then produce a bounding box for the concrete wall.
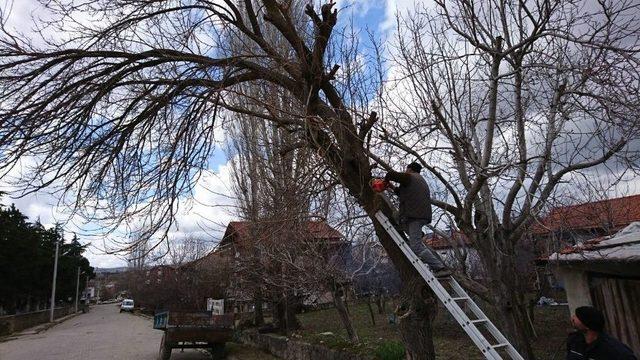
[239,330,370,360]
[0,306,73,336]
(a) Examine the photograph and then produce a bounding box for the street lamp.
[75,267,84,313]
[49,240,60,322]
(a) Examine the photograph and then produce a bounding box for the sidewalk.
[0,311,81,342]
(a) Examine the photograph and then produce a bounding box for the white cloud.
[168,160,236,243]
[1,154,239,268]
[380,0,431,33]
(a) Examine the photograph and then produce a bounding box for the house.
[144,265,177,285]
[422,230,483,277]
[545,222,640,355]
[532,194,640,251]
[216,220,349,312]
[532,194,640,294]
[219,220,345,248]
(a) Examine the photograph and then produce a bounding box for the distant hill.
[94,266,129,274]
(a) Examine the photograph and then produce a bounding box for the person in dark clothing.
[566,306,637,360]
[384,162,451,277]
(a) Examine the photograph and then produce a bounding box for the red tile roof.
[221,220,344,247]
[532,194,640,235]
[423,230,472,250]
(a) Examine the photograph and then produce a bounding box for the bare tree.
[226,90,322,333]
[378,1,640,357]
[166,236,212,266]
[226,105,368,340]
[127,237,150,270]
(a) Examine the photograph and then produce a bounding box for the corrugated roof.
[532,194,640,235]
[547,222,640,262]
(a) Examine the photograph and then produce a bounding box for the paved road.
[0,303,209,360]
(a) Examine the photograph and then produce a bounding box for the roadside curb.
[132,311,153,320]
[37,312,81,333]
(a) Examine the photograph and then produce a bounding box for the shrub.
[374,340,405,360]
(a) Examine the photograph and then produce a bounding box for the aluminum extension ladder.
[374,211,524,360]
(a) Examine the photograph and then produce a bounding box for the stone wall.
[238,330,371,360]
[0,306,73,336]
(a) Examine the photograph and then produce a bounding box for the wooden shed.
[547,222,640,355]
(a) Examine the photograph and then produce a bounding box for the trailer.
[153,310,234,360]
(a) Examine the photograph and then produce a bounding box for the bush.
[374,340,405,360]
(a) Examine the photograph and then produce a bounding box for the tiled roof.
[532,194,640,235]
[423,230,472,250]
[221,220,344,246]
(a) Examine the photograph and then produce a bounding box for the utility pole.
[74,266,81,313]
[49,240,60,322]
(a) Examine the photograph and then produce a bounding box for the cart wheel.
[158,333,171,360]
[209,343,226,359]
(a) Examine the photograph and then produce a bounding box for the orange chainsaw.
[370,178,390,193]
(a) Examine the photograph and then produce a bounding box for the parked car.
[120,299,135,313]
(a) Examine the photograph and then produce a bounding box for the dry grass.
[226,342,279,360]
[293,300,572,360]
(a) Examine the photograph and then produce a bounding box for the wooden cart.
[153,311,234,360]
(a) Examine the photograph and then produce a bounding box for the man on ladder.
[372,162,524,359]
[373,162,524,360]
[379,161,452,277]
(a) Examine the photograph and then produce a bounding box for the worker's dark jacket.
[384,171,431,223]
[566,331,637,360]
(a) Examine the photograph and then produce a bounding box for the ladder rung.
[471,319,488,324]
[492,343,509,348]
[451,296,470,301]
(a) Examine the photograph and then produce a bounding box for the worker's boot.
[433,267,453,278]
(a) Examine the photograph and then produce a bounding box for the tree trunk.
[253,289,264,326]
[397,277,438,360]
[366,296,376,326]
[375,293,386,314]
[492,282,536,359]
[273,293,300,335]
[475,229,536,360]
[333,286,360,343]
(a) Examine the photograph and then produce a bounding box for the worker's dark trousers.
[403,218,446,270]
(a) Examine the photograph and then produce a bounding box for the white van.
[120,299,134,313]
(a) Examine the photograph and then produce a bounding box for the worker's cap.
[575,306,605,332]
[407,162,422,173]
